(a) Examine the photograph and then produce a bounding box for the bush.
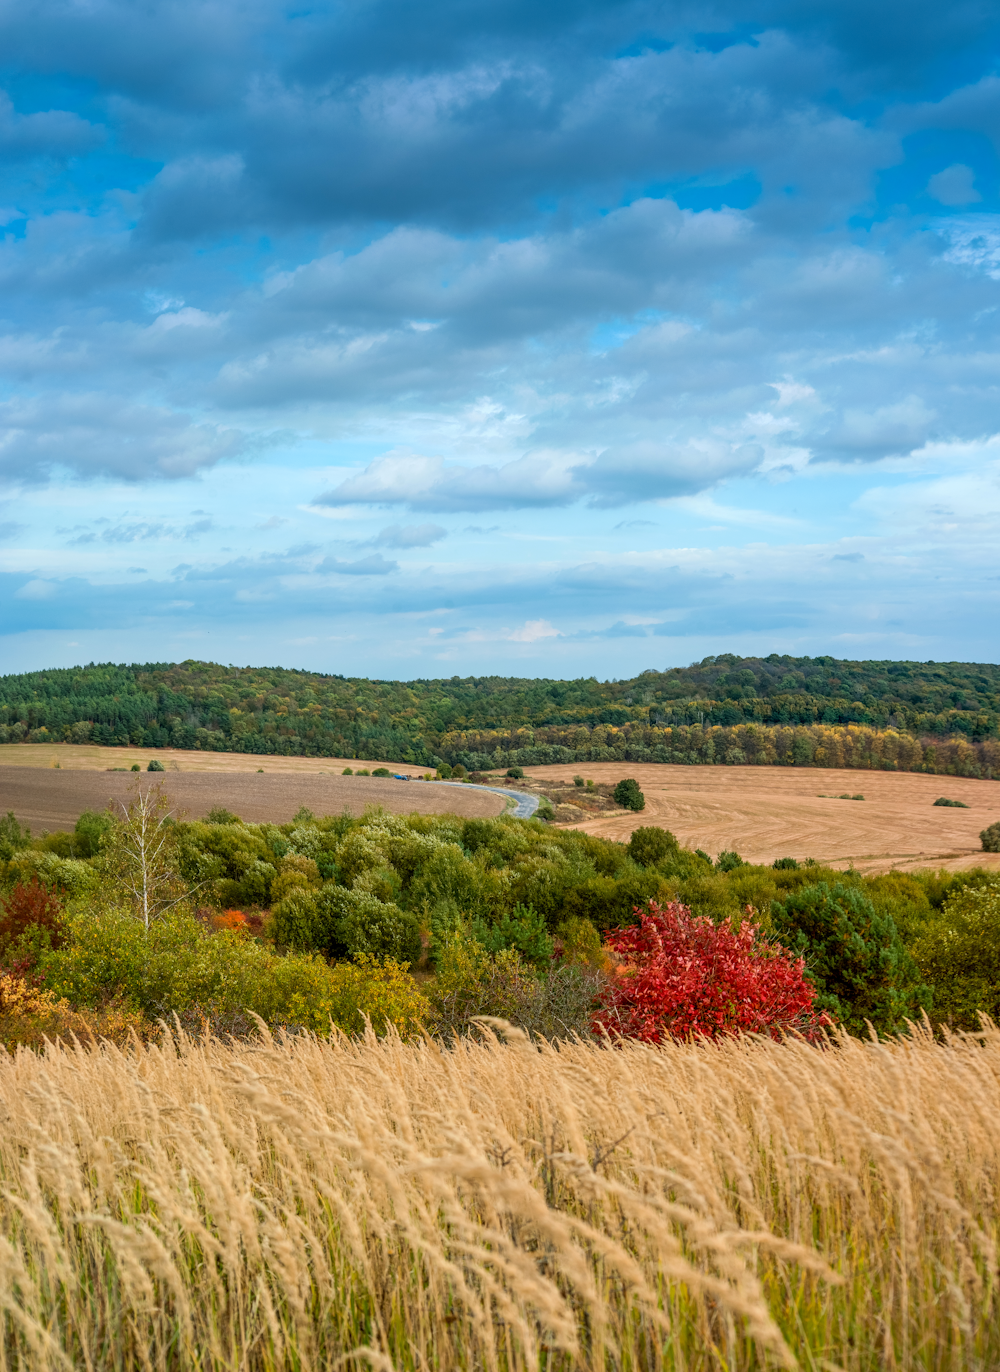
[174,819,278,908]
[626,826,680,869]
[428,937,535,1036]
[470,904,553,969]
[38,831,77,857]
[270,853,322,903]
[613,778,645,811]
[716,850,745,872]
[934,797,969,808]
[0,880,65,964]
[38,903,421,1036]
[427,933,600,1041]
[314,955,430,1038]
[506,766,524,779]
[773,857,799,870]
[7,851,99,899]
[595,901,828,1043]
[314,885,422,964]
[771,882,929,1036]
[910,881,1000,1029]
[270,888,321,949]
[573,775,585,787]
[342,767,353,774]
[561,870,671,932]
[147,759,165,772]
[372,767,391,776]
[0,811,31,861]
[205,807,241,824]
[863,871,934,944]
[0,968,145,1051]
[130,763,140,772]
[981,822,1000,853]
[555,915,605,968]
[74,808,114,858]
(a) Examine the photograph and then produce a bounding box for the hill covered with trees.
[0,655,998,778]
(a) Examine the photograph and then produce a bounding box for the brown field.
[0,742,424,776]
[0,765,504,832]
[527,760,1000,873]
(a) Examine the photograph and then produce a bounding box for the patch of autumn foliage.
[0,880,64,951]
[210,909,267,937]
[213,909,249,932]
[594,900,830,1043]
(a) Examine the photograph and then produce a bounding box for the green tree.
[470,904,554,970]
[715,850,745,872]
[0,811,31,861]
[981,822,1000,853]
[771,882,929,1036]
[613,778,645,811]
[911,881,1000,1028]
[73,809,114,858]
[627,825,680,868]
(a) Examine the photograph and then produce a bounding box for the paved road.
[417,779,540,818]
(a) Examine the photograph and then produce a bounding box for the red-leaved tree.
[0,880,64,954]
[594,900,830,1043]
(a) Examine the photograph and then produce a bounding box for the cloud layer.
[1,0,999,670]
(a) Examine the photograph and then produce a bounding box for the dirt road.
[528,762,1000,873]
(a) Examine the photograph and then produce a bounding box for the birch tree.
[102,781,185,927]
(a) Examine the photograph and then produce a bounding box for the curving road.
[419,779,540,818]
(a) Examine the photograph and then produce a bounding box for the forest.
[1,653,999,776]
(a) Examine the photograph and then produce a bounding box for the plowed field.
[0,762,503,833]
[528,762,1000,873]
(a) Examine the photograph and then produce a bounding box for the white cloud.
[927,164,980,206]
[317,449,586,512]
[938,217,1000,279]
[14,579,55,599]
[508,619,559,642]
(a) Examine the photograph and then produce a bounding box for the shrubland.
[0,789,998,1044]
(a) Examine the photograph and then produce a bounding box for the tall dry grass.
[0,1022,997,1371]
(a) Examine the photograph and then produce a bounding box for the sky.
[1,0,1000,679]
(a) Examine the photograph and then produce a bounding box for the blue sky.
[1,0,1000,677]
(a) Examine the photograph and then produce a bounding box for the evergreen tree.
[771,882,929,1036]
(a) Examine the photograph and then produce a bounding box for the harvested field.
[0,766,504,832]
[525,761,1000,873]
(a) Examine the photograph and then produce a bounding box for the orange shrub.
[212,909,248,933]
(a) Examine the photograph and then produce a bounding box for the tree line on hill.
[0,655,998,778]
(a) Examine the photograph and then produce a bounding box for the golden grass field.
[0,1021,997,1371]
[529,761,1000,873]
